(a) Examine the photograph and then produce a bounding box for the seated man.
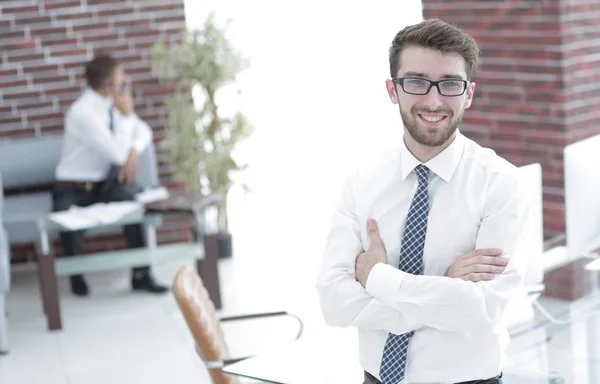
[53,54,168,296]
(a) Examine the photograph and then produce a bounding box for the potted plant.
[151,13,253,258]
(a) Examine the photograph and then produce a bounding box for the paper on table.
[47,210,97,231]
[135,186,169,204]
[72,201,142,224]
[48,201,143,230]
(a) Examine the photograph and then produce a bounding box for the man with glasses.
[317,19,531,384]
[53,54,168,296]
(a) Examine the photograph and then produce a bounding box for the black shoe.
[131,275,169,294]
[70,275,89,297]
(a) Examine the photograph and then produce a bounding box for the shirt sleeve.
[365,169,532,334]
[316,173,423,335]
[129,113,153,154]
[66,106,129,165]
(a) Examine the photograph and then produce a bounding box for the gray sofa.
[0,134,159,348]
[0,171,9,354]
[0,134,159,250]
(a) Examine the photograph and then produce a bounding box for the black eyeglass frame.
[391,77,470,97]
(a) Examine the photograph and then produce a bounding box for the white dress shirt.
[55,88,152,182]
[316,131,532,383]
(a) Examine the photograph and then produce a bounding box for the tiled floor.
[4,244,600,384]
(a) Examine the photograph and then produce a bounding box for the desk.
[223,337,363,384]
[36,193,222,331]
[222,338,562,384]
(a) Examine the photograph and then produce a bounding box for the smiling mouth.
[418,114,448,124]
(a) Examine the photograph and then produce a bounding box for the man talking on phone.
[53,54,168,296]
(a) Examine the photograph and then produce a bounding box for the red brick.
[113,52,145,63]
[138,3,185,13]
[0,115,22,125]
[29,25,69,35]
[2,31,27,40]
[26,111,62,121]
[154,16,186,25]
[83,31,120,42]
[1,5,40,14]
[72,22,111,32]
[33,75,72,86]
[0,68,20,77]
[44,0,82,10]
[133,40,158,51]
[0,128,35,138]
[5,51,45,62]
[0,79,29,88]
[42,38,79,48]
[0,105,13,115]
[88,0,123,4]
[16,101,55,111]
[62,57,90,69]
[40,125,65,134]
[113,19,151,29]
[43,85,82,96]
[0,40,37,50]
[95,5,135,17]
[15,15,52,25]
[3,90,43,100]
[49,48,88,57]
[89,44,130,57]
[0,20,12,30]
[52,12,90,23]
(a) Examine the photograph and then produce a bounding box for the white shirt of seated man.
[316,19,531,384]
[55,62,152,185]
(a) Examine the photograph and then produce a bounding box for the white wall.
[183,0,423,262]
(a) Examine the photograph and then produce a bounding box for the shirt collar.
[400,130,465,183]
[85,87,113,110]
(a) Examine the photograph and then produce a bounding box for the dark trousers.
[52,181,150,278]
[364,371,503,384]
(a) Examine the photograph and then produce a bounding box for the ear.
[464,81,476,109]
[385,79,399,105]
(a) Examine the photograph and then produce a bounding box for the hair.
[389,19,481,80]
[84,54,120,90]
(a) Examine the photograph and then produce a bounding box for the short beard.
[400,105,464,147]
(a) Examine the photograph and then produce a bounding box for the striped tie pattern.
[379,164,430,384]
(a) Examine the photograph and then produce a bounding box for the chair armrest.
[219,311,304,340]
[524,284,545,294]
[192,311,304,370]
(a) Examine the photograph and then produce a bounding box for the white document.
[48,201,144,230]
[47,210,97,231]
[135,186,169,204]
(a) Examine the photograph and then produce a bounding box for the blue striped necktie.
[379,164,430,384]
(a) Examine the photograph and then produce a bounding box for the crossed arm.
[316,171,532,335]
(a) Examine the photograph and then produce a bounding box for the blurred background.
[2,0,600,383]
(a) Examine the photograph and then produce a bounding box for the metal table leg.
[0,293,8,354]
[36,218,62,331]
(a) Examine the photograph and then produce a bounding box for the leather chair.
[172,266,302,383]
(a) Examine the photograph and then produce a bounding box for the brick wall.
[421,1,600,241]
[0,0,191,261]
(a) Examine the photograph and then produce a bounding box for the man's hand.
[355,219,387,287]
[118,149,139,184]
[446,248,508,282]
[113,90,133,116]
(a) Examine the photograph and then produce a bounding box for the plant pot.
[216,232,233,259]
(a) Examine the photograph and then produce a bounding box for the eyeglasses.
[391,77,469,97]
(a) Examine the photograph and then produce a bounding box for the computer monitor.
[517,163,544,285]
[564,134,600,259]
